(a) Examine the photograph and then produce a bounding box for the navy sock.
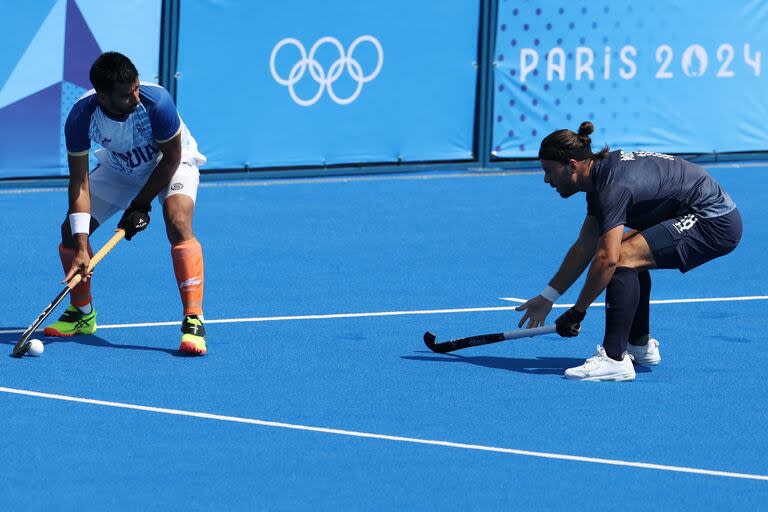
[629,270,651,345]
[603,267,639,361]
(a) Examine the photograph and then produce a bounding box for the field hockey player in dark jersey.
[515,121,742,381]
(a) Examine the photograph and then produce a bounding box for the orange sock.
[59,243,93,307]
[171,238,204,316]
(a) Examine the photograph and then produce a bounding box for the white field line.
[0,306,522,334]
[500,295,768,308]
[1,295,766,334]
[0,187,65,194]
[0,170,534,195]
[0,386,765,482]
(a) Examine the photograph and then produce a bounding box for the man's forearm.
[68,178,91,251]
[574,256,616,312]
[68,177,90,212]
[549,242,594,295]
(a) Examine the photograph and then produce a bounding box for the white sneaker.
[627,338,661,366]
[564,345,636,381]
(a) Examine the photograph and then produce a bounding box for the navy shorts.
[641,208,742,273]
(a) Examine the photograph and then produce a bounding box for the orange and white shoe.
[179,315,206,355]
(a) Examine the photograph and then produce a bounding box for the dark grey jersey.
[586,150,735,233]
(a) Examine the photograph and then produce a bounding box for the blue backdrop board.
[176,0,481,170]
[0,0,162,178]
[492,1,768,158]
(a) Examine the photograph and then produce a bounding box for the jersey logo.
[620,150,635,161]
[672,214,698,233]
[115,144,160,169]
[620,150,674,161]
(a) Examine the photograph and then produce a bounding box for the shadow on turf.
[403,351,652,375]
[0,330,185,357]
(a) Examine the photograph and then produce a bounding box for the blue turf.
[0,164,767,509]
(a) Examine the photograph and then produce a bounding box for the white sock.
[76,302,92,314]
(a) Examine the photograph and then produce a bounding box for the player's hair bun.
[577,121,594,146]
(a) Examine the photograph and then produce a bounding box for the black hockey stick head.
[11,320,44,357]
[10,296,62,358]
[423,331,451,353]
[11,333,33,358]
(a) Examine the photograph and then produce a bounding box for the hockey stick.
[423,325,557,354]
[11,229,126,357]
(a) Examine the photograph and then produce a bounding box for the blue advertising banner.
[176,0,480,169]
[0,0,162,178]
[492,1,768,158]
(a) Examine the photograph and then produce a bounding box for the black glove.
[555,307,586,337]
[118,201,151,241]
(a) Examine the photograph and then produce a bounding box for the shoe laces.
[59,306,85,322]
[181,316,206,336]
[575,346,606,370]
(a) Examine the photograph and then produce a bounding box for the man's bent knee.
[163,197,195,244]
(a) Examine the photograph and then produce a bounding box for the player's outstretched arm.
[573,224,624,312]
[554,223,623,337]
[516,216,599,328]
[64,154,92,282]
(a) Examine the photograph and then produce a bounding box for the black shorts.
[641,208,742,273]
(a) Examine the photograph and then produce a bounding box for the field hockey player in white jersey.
[44,51,209,355]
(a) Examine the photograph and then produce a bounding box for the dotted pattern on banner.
[60,81,98,170]
[492,2,664,157]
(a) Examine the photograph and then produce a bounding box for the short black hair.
[89,52,139,93]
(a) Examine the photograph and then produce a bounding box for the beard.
[118,103,138,115]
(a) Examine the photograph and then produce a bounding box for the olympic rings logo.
[269,35,384,107]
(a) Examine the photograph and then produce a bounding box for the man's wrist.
[130,198,151,210]
[68,212,91,235]
[74,233,89,250]
[571,305,587,317]
[539,285,561,303]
